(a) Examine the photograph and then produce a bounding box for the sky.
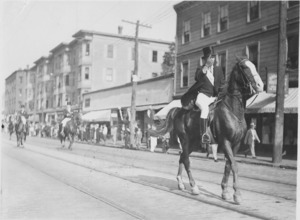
[0,0,179,96]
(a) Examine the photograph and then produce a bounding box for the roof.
[72,29,173,45]
[34,56,48,65]
[50,42,68,53]
[246,88,298,114]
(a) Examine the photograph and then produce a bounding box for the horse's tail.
[148,107,180,137]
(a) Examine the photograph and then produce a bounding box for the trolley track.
[2,138,295,220]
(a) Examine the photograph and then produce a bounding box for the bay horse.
[8,120,14,140]
[58,112,82,150]
[15,115,27,147]
[150,57,264,204]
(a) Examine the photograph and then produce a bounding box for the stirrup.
[202,133,210,144]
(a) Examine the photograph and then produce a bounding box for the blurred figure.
[244,122,260,159]
[111,125,118,145]
[102,124,108,144]
[135,127,143,149]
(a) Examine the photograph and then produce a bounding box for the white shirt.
[203,65,214,85]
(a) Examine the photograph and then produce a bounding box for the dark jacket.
[181,64,225,108]
[18,110,29,119]
[63,109,73,118]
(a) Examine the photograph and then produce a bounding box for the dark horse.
[150,57,264,204]
[8,120,14,140]
[58,112,82,150]
[15,115,27,147]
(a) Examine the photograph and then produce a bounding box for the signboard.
[266,72,289,94]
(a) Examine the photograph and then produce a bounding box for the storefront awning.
[154,100,182,120]
[136,104,166,111]
[82,110,111,122]
[246,88,298,113]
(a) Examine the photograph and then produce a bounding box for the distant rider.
[60,102,73,137]
[17,104,29,132]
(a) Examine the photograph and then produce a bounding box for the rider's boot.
[200,118,210,144]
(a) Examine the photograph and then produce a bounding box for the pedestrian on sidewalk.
[111,125,118,145]
[244,122,260,159]
[135,127,143,149]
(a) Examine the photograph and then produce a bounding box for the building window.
[248,1,260,22]
[106,68,113,82]
[19,76,23,84]
[53,95,56,107]
[107,44,114,58]
[85,67,89,80]
[182,20,190,44]
[202,12,211,37]
[19,89,22,97]
[288,0,299,8]
[217,51,227,77]
[287,35,299,69]
[46,100,49,108]
[152,72,158,77]
[246,43,259,69]
[218,5,228,32]
[152,51,158,63]
[85,98,90,107]
[65,75,69,86]
[181,61,189,87]
[86,43,90,56]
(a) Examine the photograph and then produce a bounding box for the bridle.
[237,59,256,95]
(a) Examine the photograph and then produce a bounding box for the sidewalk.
[76,138,297,170]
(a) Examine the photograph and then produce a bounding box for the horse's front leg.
[222,139,242,204]
[176,162,185,190]
[221,158,232,201]
[68,134,73,150]
[180,137,199,195]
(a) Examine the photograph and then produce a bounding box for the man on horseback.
[17,104,29,133]
[60,102,73,137]
[181,46,225,144]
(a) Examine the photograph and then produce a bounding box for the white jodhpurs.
[61,118,71,127]
[21,116,27,125]
[195,93,216,119]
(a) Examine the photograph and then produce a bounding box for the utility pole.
[122,20,151,148]
[273,1,287,164]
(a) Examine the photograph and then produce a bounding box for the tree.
[161,42,175,75]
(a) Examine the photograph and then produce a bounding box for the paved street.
[1,134,297,219]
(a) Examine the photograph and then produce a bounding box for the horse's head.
[231,56,264,95]
[73,112,83,126]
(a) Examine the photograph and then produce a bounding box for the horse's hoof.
[222,192,232,201]
[178,182,185,190]
[234,194,242,205]
[191,185,200,195]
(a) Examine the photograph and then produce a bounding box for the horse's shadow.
[132,175,235,204]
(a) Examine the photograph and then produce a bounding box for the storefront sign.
[266,72,289,94]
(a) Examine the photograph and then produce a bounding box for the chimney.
[118,26,123,35]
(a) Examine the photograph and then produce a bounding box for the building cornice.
[34,56,48,65]
[83,73,174,96]
[50,42,69,53]
[173,1,199,13]
[72,29,173,45]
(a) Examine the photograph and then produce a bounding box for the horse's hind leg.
[68,135,73,150]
